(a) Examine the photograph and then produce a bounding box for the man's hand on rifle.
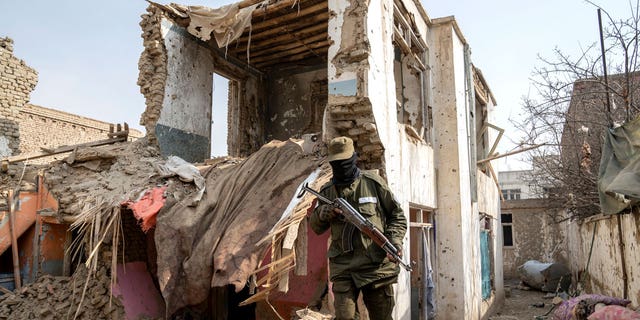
[318,204,343,222]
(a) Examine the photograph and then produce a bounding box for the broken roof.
[149,0,329,71]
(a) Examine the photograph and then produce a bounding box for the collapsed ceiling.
[155,0,329,72]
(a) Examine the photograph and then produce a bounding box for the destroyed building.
[135,0,503,318]
[2,0,505,319]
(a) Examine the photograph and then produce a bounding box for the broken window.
[501,213,514,247]
[392,1,431,143]
[409,206,436,319]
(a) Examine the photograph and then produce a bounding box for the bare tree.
[515,1,640,219]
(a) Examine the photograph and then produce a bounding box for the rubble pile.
[43,138,190,218]
[0,265,125,320]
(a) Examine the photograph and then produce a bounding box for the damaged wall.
[18,104,143,163]
[326,0,386,171]
[429,17,492,319]
[266,67,327,141]
[565,210,640,306]
[138,6,168,145]
[0,37,37,158]
[138,6,269,160]
[501,199,568,279]
[154,18,214,163]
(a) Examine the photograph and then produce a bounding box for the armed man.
[309,136,407,320]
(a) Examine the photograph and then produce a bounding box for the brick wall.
[18,104,144,162]
[0,37,38,157]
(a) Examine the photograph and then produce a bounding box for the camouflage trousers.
[332,278,395,320]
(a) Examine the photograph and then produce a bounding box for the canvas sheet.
[598,116,640,214]
[154,140,322,315]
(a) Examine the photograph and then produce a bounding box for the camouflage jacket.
[309,171,407,287]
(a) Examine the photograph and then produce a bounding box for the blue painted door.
[480,230,491,300]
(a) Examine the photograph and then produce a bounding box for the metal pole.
[598,8,613,127]
[8,189,21,290]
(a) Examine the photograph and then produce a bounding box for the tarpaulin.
[124,186,167,232]
[154,140,323,316]
[598,116,640,214]
[166,2,260,48]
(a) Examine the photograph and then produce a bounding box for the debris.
[0,265,124,319]
[294,307,332,320]
[517,260,571,292]
[553,294,631,320]
[154,155,205,203]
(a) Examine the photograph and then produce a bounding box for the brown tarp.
[155,140,322,315]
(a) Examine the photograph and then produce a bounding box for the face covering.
[330,152,360,186]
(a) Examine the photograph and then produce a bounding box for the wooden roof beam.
[249,33,327,59]
[250,40,330,64]
[250,2,327,33]
[254,46,328,68]
[232,17,328,52]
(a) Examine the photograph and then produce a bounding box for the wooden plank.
[232,14,328,49]
[393,3,427,52]
[250,40,329,64]
[251,0,301,18]
[254,46,328,68]
[393,26,412,55]
[294,218,307,276]
[250,2,327,32]
[2,136,126,164]
[248,32,327,59]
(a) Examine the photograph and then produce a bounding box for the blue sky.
[0,0,631,163]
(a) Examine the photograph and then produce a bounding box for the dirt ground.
[488,280,555,320]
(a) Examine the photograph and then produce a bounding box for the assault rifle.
[298,183,412,272]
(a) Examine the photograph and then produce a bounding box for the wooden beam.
[254,46,328,68]
[477,143,545,164]
[232,19,328,54]
[251,0,301,18]
[250,33,327,59]
[250,2,327,33]
[393,3,427,52]
[393,26,412,54]
[238,0,266,9]
[251,40,329,64]
[2,136,126,165]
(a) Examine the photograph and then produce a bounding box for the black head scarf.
[329,152,360,186]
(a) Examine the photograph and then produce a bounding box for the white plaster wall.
[159,18,213,138]
[401,132,437,207]
[452,26,483,319]
[364,1,413,319]
[573,213,640,306]
[327,0,357,85]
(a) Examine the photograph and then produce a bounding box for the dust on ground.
[489,280,555,320]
